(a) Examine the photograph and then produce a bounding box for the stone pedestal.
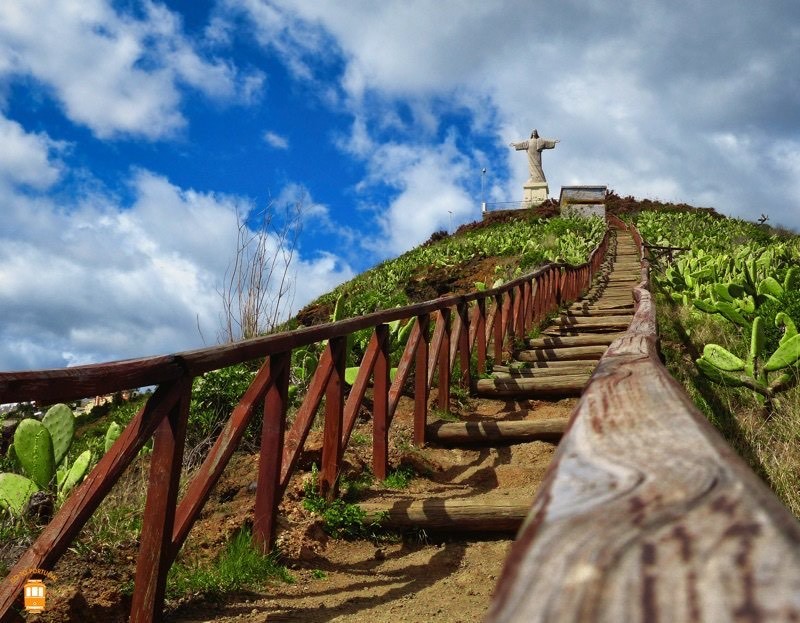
[523,180,549,204]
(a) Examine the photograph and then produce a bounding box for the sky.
[1,0,799,371]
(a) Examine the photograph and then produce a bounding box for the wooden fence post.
[493,294,504,364]
[253,352,290,553]
[476,298,487,375]
[513,285,524,339]
[437,308,451,412]
[321,337,346,500]
[414,314,430,446]
[457,302,471,390]
[372,325,390,479]
[130,376,191,623]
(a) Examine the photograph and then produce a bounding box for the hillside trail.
[168,228,640,623]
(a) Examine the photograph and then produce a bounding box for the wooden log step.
[476,374,590,397]
[573,299,634,307]
[595,285,637,292]
[552,316,633,328]
[426,418,568,444]
[492,359,600,372]
[526,333,624,348]
[492,366,596,379]
[572,299,634,307]
[562,308,632,317]
[358,496,531,532]
[543,326,628,336]
[514,345,607,362]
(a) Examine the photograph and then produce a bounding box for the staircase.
[357,228,640,533]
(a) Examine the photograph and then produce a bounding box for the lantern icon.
[23,579,46,613]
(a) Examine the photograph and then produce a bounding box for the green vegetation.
[382,465,416,490]
[166,527,293,599]
[0,404,93,515]
[302,465,384,539]
[311,215,605,321]
[630,210,800,514]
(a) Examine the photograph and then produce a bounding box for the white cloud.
[0,114,64,189]
[229,0,800,231]
[0,169,354,370]
[350,134,477,255]
[0,0,261,140]
[263,130,289,149]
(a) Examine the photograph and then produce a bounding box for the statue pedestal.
[523,181,549,204]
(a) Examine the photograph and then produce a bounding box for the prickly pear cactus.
[105,421,122,453]
[764,334,800,371]
[42,403,75,466]
[13,419,55,489]
[60,450,92,497]
[0,473,39,516]
[702,344,745,372]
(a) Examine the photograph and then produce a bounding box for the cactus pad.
[764,334,800,372]
[0,473,39,516]
[105,422,122,453]
[13,419,55,489]
[60,450,92,497]
[702,344,745,372]
[42,403,75,466]
[750,317,765,361]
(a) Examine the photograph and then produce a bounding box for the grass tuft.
[382,465,416,490]
[167,527,293,600]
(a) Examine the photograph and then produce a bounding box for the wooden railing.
[486,215,800,622]
[0,229,610,622]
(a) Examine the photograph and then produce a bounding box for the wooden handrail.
[485,216,800,622]
[0,259,598,403]
[0,227,611,622]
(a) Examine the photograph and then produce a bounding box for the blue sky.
[2,0,799,371]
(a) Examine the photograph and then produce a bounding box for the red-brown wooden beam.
[321,337,346,500]
[342,330,382,449]
[0,382,181,623]
[279,349,333,494]
[493,293,504,364]
[253,352,290,553]
[521,280,531,335]
[457,302,471,390]
[501,291,513,347]
[414,314,431,446]
[513,284,525,339]
[527,279,537,333]
[171,358,278,560]
[427,312,446,387]
[485,299,497,347]
[476,299,487,375]
[372,324,391,479]
[448,309,463,375]
[130,377,191,623]
[437,308,451,412]
[387,320,422,422]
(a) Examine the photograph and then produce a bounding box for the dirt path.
[165,397,576,623]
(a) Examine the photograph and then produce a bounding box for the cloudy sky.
[1,0,799,371]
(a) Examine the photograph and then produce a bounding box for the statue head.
[531,129,539,139]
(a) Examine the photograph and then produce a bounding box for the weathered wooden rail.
[485,216,800,622]
[0,228,610,622]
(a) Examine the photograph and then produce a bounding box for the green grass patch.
[430,407,460,423]
[167,527,293,599]
[302,466,385,539]
[382,465,416,490]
